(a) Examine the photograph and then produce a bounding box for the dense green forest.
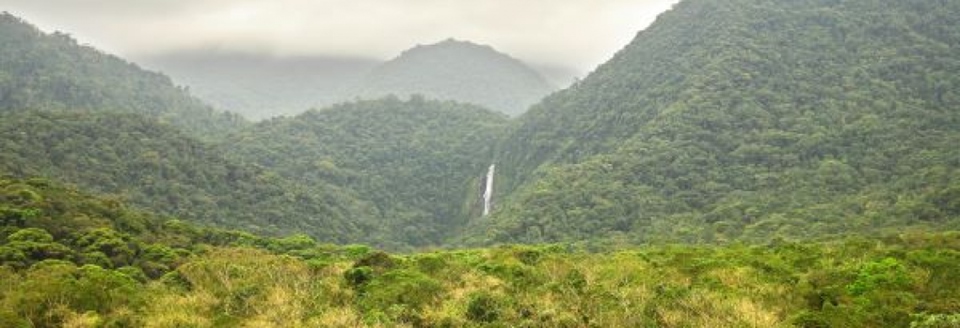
[470,0,960,245]
[348,39,556,116]
[0,110,379,243]
[223,96,509,249]
[3,177,960,327]
[0,17,520,249]
[2,0,960,325]
[0,12,245,138]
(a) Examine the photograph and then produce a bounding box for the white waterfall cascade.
[482,164,496,216]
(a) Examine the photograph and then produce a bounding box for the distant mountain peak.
[349,39,555,116]
[401,38,503,60]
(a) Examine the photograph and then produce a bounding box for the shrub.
[847,257,912,296]
[466,291,502,323]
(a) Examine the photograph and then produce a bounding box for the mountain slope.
[467,0,960,245]
[0,13,245,138]
[223,96,509,248]
[140,51,379,120]
[348,39,555,116]
[0,110,378,243]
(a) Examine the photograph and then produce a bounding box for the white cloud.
[3,0,679,72]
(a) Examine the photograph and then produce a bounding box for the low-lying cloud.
[4,0,679,72]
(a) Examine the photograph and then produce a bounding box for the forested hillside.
[470,0,960,245]
[3,177,959,327]
[0,110,379,243]
[2,0,960,325]
[0,13,245,138]
[223,96,509,249]
[348,39,555,116]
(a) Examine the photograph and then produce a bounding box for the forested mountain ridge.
[0,12,516,250]
[496,0,960,194]
[0,110,379,243]
[3,1,960,326]
[3,0,958,251]
[467,0,960,245]
[223,96,510,249]
[0,12,246,139]
[348,39,556,116]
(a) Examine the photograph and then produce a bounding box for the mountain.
[139,51,379,120]
[466,0,960,245]
[4,3,960,326]
[0,110,379,243]
[347,39,555,116]
[223,96,509,249]
[0,12,245,138]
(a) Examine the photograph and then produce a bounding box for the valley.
[1,0,959,326]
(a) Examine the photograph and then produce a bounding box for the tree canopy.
[223,96,510,248]
[0,12,246,139]
[469,0,960,245]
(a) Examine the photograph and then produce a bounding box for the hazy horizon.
[2,0,679,75]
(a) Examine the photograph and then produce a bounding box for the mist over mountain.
[3,2,960,326]
[347,39,556,116]
[4,0,958,249]
[0,12,244,139]
[139,51,379,120]
[529,63,584,89]
[139,40,563,119]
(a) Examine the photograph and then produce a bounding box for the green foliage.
[266,233,317,253]
[1,0,960,326]
[911,313,960,328]
[224,96,509,248]
[847,257,912,296]
[0,111,379,243]
[0,12,245,139]
[466,291,504,323]
[4,236,73,264]
[71,264,140,313]
[359,269,444,322]
[353,251,398,271]
[7,227,52,243]
[0,175,367,280]
[1,178,959,327]
[0,246,26,267]
[344,266,375,288]
[472,0,960,246]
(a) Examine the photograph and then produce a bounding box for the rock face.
[348,39,556,116]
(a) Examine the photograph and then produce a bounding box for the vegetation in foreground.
[2,177,959,327]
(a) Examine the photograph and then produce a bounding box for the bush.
[360,269,443,312]
[466,291,502,323]
[911,313,960,328]
[847,257,912,296]
[344,266,374,287]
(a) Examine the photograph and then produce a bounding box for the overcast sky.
[3,0,679,73]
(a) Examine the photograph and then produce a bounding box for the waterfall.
[482,164,496,216]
